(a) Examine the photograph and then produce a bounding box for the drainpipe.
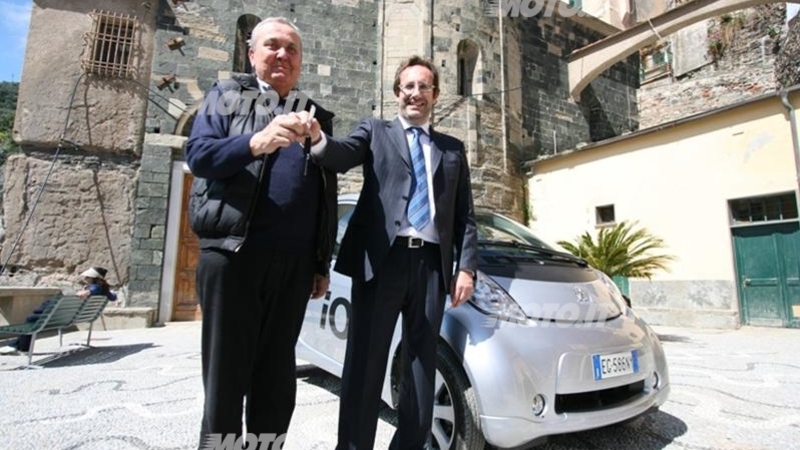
[780,90,800,217]
[429,0,435,60]
[499,1,508,173]
[379,0,386,119]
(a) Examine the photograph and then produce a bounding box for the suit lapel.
[429,128,444,175]
[388,118,411,169]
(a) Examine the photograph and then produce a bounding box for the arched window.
[234,14,261,73]
[457,40,480,97]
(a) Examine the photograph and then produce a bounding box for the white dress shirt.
[395,115,438,244]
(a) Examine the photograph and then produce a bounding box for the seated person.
[77,267,118,301]
[0,266,117,354]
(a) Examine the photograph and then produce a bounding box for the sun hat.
[79,267,107,280]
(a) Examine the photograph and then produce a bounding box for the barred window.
[730,193,798,225]
[82,10,138,79]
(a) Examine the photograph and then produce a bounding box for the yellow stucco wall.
[528,92,799,284]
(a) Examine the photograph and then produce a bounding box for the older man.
[185,17,337,448]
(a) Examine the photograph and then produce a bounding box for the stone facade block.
[197,46,230,62]
[128,144,171,308]
[0,152,135,288]
[146,0,379,141]
[92,306,156,329]
[638,4,786,129]
[14,0,155,153]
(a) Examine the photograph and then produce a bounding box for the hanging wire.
[0,72,87,277]
[0,74,188,279]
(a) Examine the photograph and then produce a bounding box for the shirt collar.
[256,78,273,94]
[256,78,296,98]
[397,115,430,136]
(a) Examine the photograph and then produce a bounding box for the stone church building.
[10,0,791,326]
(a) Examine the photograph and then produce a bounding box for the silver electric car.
[296,194,670,449]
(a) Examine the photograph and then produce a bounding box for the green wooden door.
[732,222,800,328]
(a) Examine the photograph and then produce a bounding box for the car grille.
[554,380,645,414]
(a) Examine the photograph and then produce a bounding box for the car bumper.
[441,304,671,449]
[478,387,670,448]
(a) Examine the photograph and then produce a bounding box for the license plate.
[592,350,639,380]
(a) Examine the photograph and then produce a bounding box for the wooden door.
[172,172,202,321]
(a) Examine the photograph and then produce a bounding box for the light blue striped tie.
[407,127,430,230]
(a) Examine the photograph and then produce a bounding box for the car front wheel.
[431,344,486,450]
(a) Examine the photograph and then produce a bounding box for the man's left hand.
[450,270,475,308]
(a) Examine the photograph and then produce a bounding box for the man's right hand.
[249,114,310,157]
[294,110,322,145]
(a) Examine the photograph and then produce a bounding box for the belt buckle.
[408,237,424,248]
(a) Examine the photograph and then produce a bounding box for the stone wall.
[146,0,379,140]
[13,0,156,153]
[3,0,152,305]
[638,4,786,129]
[513,14,640,161]
[631,279,740,329]
[776,12,800,87]
[0,152,135,299]
[425,0,524,218]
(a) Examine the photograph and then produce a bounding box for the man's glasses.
[399,83,434,95]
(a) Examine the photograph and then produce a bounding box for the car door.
[296,201,356,376]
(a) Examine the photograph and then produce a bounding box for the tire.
[432,344,486,450]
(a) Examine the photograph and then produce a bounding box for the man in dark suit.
[303,55,478,449]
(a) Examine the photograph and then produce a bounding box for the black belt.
[395,236,437,248]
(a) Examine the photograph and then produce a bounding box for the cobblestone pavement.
[0,323,798,450]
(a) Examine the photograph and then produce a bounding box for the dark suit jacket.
[312,117,478,291]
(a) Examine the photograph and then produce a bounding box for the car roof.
[339,193,359,203]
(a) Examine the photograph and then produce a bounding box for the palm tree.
[557,221,676,279]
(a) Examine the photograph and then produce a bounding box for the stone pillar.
[127,144,171,311]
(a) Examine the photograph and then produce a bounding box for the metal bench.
[0,295,109,365]
[67,295,110,347]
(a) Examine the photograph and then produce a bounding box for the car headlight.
[596,270,630,314]
[469,271,528,323]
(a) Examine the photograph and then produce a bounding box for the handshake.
[249,105,321,157]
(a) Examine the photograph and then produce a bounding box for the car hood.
[480,260,623,322]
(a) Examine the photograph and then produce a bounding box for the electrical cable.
[0,74,172,280]
[0,72,87,277]
[128,78,189,119]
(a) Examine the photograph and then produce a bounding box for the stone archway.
[568,0,800,99]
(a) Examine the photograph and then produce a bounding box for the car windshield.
[475,212,586,265]
[475,212,555,250]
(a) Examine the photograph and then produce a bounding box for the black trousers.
[336,241,445,450]
[197,245,314,449]
[13,299,55,351]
